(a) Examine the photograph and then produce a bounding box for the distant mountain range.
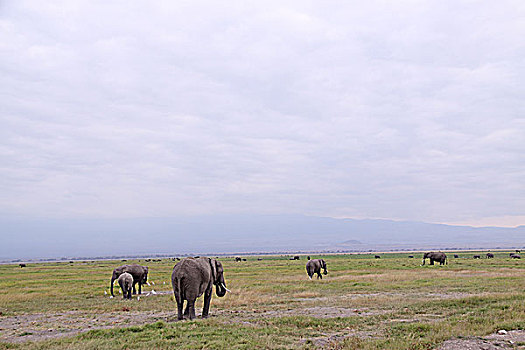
[2,215,524,260]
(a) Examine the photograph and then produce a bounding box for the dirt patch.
[301,330,378,348]
[224,306,388,319]
[438,330,525,350]
[0,305,387,343]
[0,310,175,343]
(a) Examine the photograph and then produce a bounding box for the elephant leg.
[187,300,196,320]
[202,290,212,318]
[430,259,434,265]
[132,282,137,294]
[184,303,190,318]
[138,282,142,295]
[177,300,184,321]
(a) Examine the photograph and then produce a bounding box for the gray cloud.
[1,1,524,226]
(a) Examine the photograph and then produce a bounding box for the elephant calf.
[118,272,134,299]
[306,259,328,279]
[172,257,230,320]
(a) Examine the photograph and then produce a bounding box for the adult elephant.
[422,252,447,266]
[171,257,230,320]
[110,264,148,297]
[306,259,328,279]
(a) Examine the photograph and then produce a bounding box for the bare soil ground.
[0,290,508,345]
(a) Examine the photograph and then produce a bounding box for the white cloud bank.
[1,1,524,226]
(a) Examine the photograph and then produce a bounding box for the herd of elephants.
[110,251,521,320]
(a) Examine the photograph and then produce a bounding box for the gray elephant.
[422,252,447,265]
[110,264,149,297]
[306,259,328,279]
[118,272,133,299]
[171,257,229,320]
[486,253,494,259]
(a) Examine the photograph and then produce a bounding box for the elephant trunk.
[110,275,116,296]
[215,283,227,297]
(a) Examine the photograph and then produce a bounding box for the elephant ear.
[208,258,217,283]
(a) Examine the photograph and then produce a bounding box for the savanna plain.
[0,252,524,349]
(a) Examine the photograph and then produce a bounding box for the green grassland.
[0,251,524,349]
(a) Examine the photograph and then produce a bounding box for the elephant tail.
[174,276,183,305]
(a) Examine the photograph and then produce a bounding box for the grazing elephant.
[171,257,229,320]
[454,254,459,258]
[110,264,149,297]
[473,255,481,259]
[422,252,447,266]
[374,255,381,259]
[19,263,26,268]
[486,253,494,259]
[306,259,328,279]
[118,272,133,299]
[511,254,521,259]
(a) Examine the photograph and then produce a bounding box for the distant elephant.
[473,255,481,259]
[234,257,242,262]
[171,257,229,320]
[408,255,414,258]
[486,253,494,259]
[511,254,521,259]
[422,252,447,266]
[110,264,149,297]
[306,259,328,279]
[453,254,459,258]
[19,263,26,268]
[293,256,300,260]
[118,272,133,299]
[374,255,381,259]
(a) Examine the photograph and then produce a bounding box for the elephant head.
[141,266,149,284]
[320,259,328,275]
[110,267,124,297]
[209,259,229,297]
[422,252,431,265]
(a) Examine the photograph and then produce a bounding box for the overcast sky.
[1,1,524,227]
